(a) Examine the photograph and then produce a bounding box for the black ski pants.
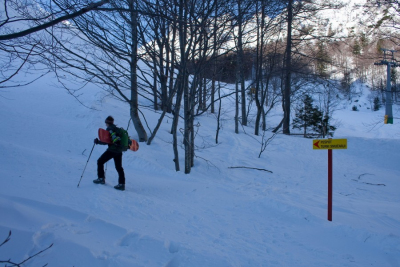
[97,150,125,184]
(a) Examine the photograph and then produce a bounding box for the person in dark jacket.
[93,116,125,191]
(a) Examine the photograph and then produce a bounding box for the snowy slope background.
[1,61,400,267]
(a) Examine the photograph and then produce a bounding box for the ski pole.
[77,143,96,188]
[126,118,132,131]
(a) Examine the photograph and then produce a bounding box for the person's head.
[105,116,114,127]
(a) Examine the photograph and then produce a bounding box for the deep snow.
[0,72,400,267]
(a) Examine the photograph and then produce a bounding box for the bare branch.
[0,231,53,266]
[228,166,273,173]
[0,0,110,41]
[0,231,11,247]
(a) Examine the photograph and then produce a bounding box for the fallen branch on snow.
[228,166,273,173]
[362,182,386,186]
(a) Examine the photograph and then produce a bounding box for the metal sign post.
[328,148,333,221]
[313,139,347,221]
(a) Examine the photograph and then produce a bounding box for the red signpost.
[313,139,347,221]
[328,149,333,221]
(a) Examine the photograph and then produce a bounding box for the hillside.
[0,68,399,266]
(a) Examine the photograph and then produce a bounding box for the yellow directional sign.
[313,139,347,150]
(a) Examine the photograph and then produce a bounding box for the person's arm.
[94,138,108,145]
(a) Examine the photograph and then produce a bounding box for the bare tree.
[253,0,284,136]
[282,0,294,135]
[0,0,109,88]
[31,0,149,141]
[272,0,344,134]
[230,0,256,133]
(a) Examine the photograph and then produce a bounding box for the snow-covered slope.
[0,69,399,266]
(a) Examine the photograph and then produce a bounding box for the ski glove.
[94,138,99,144]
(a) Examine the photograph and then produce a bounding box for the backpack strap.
[107,125,121,144]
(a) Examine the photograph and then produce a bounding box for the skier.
[93,116,126,191]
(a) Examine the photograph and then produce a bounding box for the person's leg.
[113,152,125,185]
[97,151,113,179]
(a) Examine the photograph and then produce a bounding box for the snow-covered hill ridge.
[232,0,393,47]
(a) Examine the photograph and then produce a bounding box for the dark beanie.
[105,116,114,124]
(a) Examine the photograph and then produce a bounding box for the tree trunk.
[184,78,191,174]
[211,5,218,114]
[237,9,247,127]
[153,60,158,110]
[235,81,239,134]
[283,0,293,135]
[254,0,263,136]
[216,81,222,143]
[171,81,183,171]
[130,0,147,142]
[167,16,177,114]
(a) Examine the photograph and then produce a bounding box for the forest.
[1,0,399,173]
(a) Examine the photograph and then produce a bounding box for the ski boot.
[114,184,125,191]
[93,177,105,184]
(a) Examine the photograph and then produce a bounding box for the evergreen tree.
[341,70,351,98]
[392,69,398,102]
[391,68,397,84]
[352,40,362,56]
[316,41,330,78]
[373,97,381,111]
[315,114,336,138]
[360,32,369,48]
[292,95,322,137]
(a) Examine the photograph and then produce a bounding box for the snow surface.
[0,71,400,267]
